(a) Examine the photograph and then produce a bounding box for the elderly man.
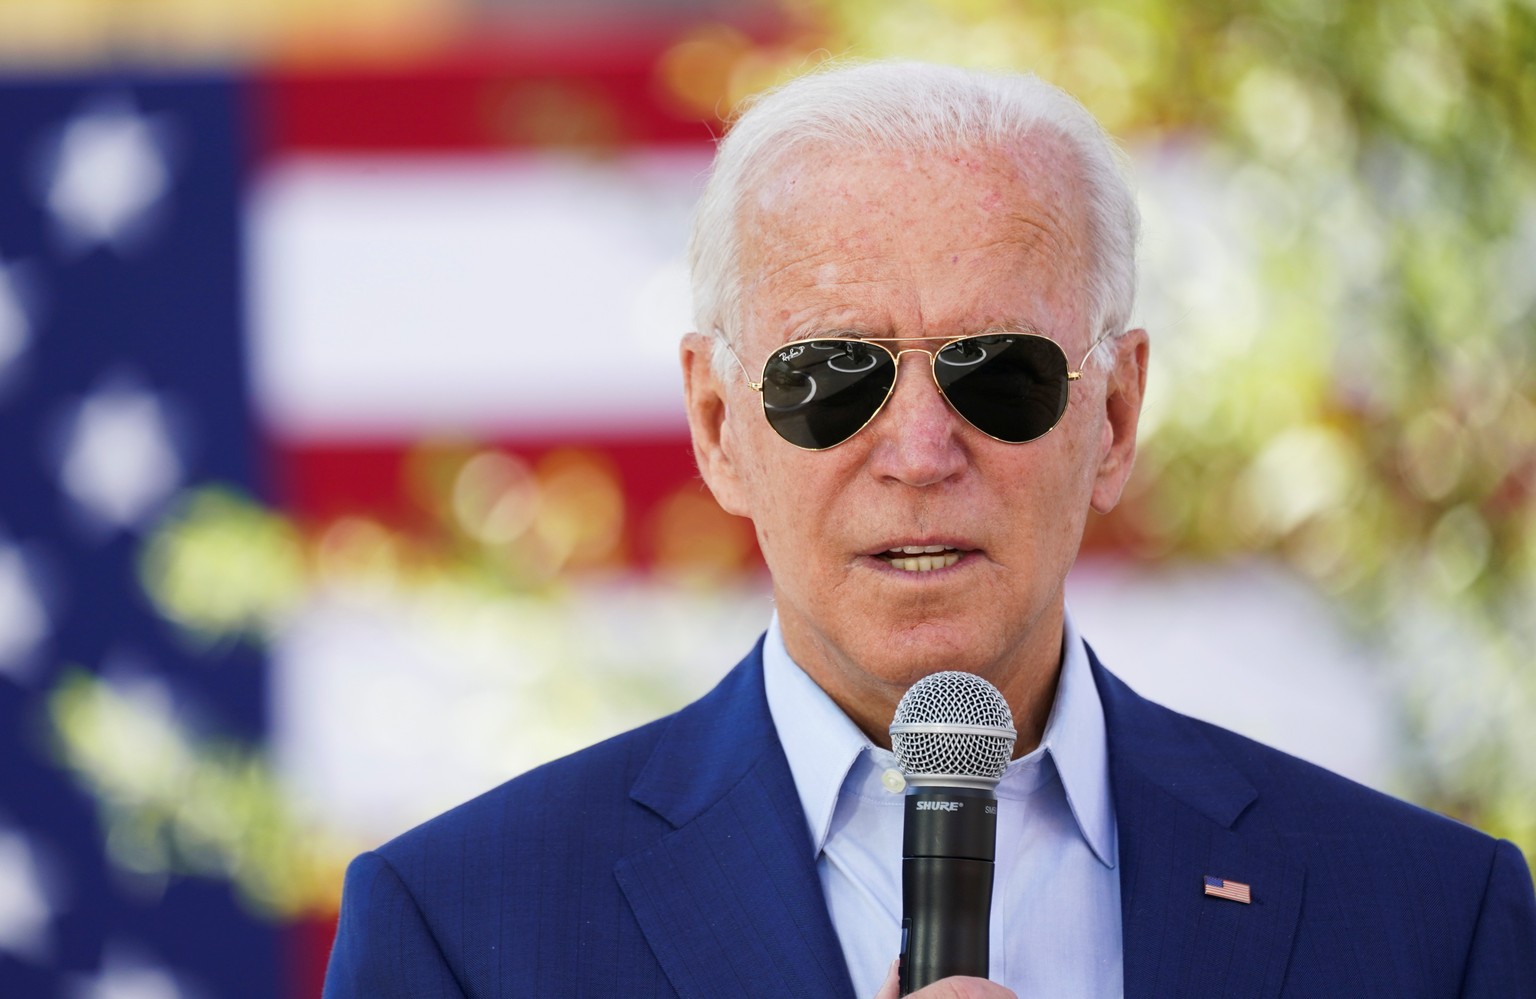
[324,63,1536,998]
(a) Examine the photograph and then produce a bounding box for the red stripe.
[253,35,726,156]
[266,433,762,572]
[1204,881,1251,902]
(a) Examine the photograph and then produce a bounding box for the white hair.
[687,61,1140,375]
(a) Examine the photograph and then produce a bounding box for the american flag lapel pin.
[1203,875,1252,904]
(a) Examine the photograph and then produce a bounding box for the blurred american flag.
[0,43,757,997]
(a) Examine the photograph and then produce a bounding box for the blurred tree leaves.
[669,0,1536,850]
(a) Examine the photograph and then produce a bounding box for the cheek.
[733,439,850,565]
[728,425,796,536]
[995,430,1097,535]
[1053,387,1106,474]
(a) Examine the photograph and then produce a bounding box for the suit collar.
[618,640,857,999]
[626,634,781,828]
[1090,647,1257,829]
[1089,645,1303,999]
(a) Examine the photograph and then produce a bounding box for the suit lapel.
[615,645,855,999]
[615,640,1307,998]
[1092,651,1304,999]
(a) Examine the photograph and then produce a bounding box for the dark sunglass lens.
[761,341,895,449]
[934,335,1069,442]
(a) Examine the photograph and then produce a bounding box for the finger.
[870,959,900,999]
[907,976,1018,998]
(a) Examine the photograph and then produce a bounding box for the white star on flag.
[57,381,185,532]
[69,944,191,999]
[0,257,30,380]
[0,824,60,963]
[0,543,49,682]
[44,95,173,254]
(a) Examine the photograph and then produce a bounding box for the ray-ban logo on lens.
[915,801,960,811]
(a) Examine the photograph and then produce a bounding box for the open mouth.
[877,545,963,572]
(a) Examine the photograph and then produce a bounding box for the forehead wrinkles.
[1001,205,1071,262]
[738,194,879,306]
[736,140,1093,330]
[995,133,1094,281]
[751,137,1086,244]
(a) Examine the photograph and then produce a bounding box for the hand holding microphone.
[872,962,1018,999]
[888,672,1018,997]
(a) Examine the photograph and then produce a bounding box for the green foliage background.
[707,0,1536,850]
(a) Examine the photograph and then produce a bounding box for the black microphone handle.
[898,786,998,996]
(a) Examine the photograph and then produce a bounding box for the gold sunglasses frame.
[721,331,1111,450]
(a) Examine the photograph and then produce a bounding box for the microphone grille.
[889,671,1017,783]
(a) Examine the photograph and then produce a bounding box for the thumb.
[870,959,900,999]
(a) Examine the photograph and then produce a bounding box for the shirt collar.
[762,609,1117,869]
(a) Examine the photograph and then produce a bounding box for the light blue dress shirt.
[762,610,1123,999]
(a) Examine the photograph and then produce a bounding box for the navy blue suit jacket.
[325,642,1536,997]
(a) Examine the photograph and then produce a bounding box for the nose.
[864,349,969,486]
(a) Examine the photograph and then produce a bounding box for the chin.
[854,627,1001,685]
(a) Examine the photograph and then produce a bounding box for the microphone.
[889,671,1018,996]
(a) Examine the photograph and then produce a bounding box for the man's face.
[683,137,1147,740]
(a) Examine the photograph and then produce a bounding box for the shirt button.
[881,769,906,793]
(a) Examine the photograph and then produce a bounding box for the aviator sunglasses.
[724,331,1107,450]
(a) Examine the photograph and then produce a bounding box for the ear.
[1090,328,1149,514]
[681,331,753,517]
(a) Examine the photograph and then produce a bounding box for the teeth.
[888,551,962,572]
[877,544,963,572]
